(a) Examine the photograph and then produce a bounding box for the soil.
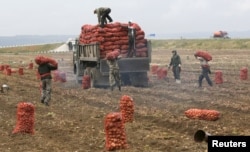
[0,49,249,152]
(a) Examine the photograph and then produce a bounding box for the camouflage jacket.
[107,59,119,71]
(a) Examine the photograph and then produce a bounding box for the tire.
[75,62,84,84]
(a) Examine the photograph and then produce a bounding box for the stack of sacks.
[79,22,148,59]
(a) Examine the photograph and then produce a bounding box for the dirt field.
[0,48,249,152]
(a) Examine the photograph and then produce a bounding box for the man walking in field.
[168,50,182,83]
[35,56,58,106]
[195,56,213,87]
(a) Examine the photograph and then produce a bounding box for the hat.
[172,50,177,53]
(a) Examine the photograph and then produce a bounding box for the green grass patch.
[150,39,250,50]
[0,43,63,53]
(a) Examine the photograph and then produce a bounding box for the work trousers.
[41,79,52,103]
[101,8,112,27]
[109,69,121,88]
[198,67,213,87]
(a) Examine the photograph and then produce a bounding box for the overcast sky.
[1,0,250,36]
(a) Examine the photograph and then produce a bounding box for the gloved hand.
[178,64,181,67]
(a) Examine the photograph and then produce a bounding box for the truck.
[213,31,230,39]
[73,41,152,88]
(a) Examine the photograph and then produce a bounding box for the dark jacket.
[170,54,181,67]
[38,63,57,80]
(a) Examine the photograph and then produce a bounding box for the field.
[0,40,250,152]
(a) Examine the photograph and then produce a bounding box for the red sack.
[194,51,212,61]
[150,64,159,75]
[12,102,35,134]
[214,70,223,84]
[82,75,91,89]
[240,67,248,80]
[104,112,128,151]
[119,95,134,123]
[35,56,58,68]
[106,50,120,60]
[157,67,168,79]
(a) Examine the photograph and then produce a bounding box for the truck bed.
[100,57,150,74]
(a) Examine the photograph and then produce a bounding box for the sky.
[1,0,250,37]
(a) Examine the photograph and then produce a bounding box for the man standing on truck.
[94,7,113,28]
[168,50,182,84]
[106,51,122,91]
[121,21,136,57]
[127,21,136,57]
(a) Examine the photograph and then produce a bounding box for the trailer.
[73,41,152,88]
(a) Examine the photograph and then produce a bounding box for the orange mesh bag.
[156,67,168,80]
[151,64,159,75]
[35,55,58,69]
[240,67,248,80]
[0,65,4,71]
[194,50,212,61]
[12,102,35,134]
[53,70,60,82]
[18,67,24,75]
[105,112,128,151]
[4,68,11,76]
[59,72,67,82]
[27,62,33,69]
[119,95,134,123]
[82,75,90,89]
[184,108,220,121]
[214,70,223,84]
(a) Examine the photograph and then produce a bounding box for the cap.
[172,50,177,53]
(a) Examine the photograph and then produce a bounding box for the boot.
[40,99,44,104]
[118,85,121,91]
[44,102,49,106]
[176,79,181,84]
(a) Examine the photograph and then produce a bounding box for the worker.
[195,55,213,87]
[168,50,182,83]
[127,21,136,57]
[106,54,122,91]
[94,7,113,28]
[35,56,58,106]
